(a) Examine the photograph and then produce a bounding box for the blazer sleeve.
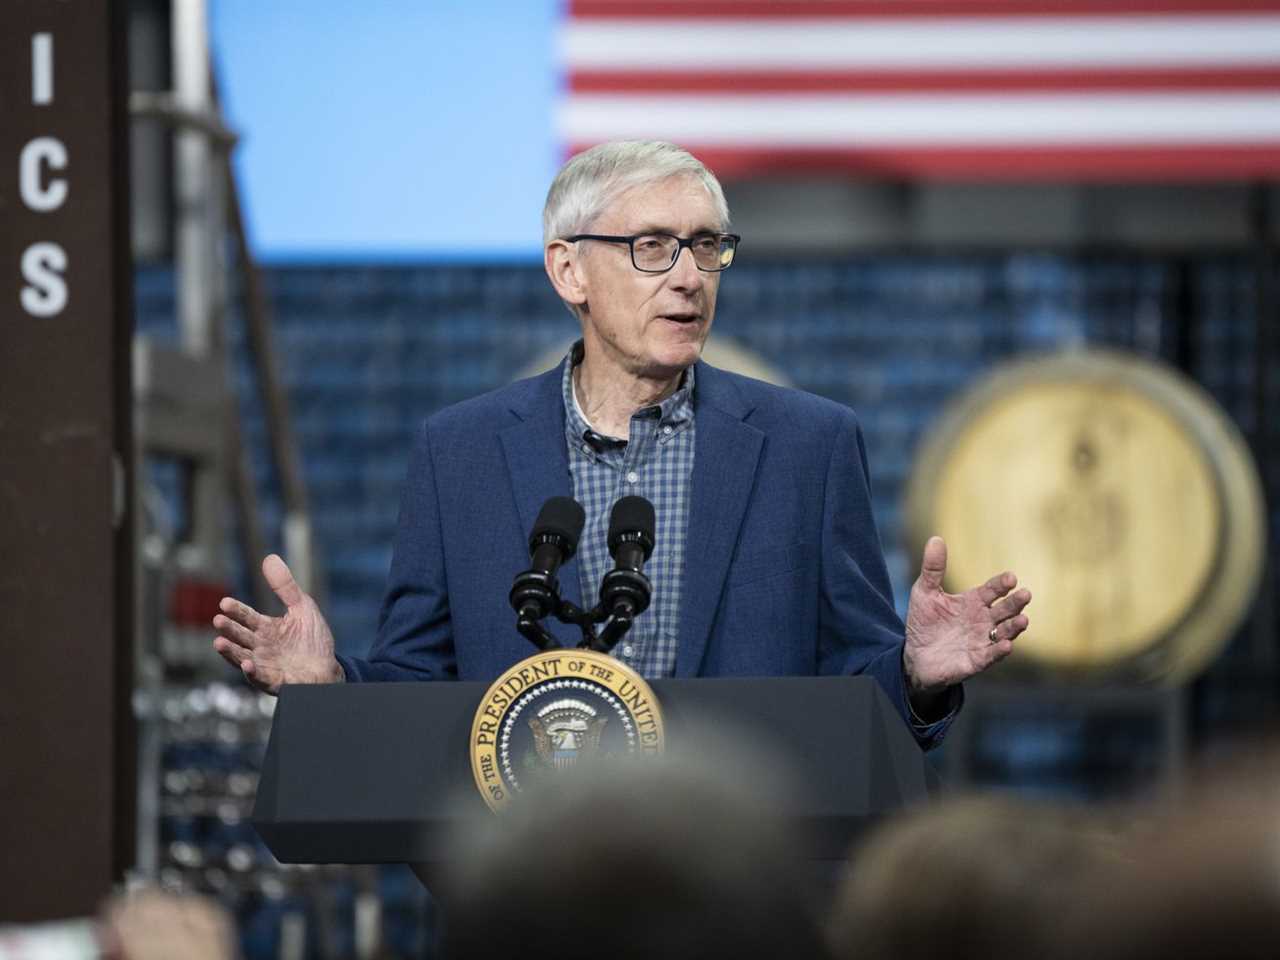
[336,420,458,682]
[818,411,959,750]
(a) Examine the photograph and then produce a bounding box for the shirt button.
[625,471,639,484]
[662,425,673,435]
[621,643,634,658]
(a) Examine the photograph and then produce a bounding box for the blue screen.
[210,0,561,259]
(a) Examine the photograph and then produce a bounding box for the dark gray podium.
[253,675,938,872]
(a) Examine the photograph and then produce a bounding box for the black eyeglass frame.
[565,232,742,273]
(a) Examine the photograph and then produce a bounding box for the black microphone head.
[530,496,586,559]
[608,495,655,560]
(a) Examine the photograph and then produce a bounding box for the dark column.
[0,0,135,920]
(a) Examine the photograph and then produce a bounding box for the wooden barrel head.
[906,350,1264,685]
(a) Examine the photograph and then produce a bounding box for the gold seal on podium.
[470,648,665,811]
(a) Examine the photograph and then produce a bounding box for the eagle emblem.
[528,698,609,770]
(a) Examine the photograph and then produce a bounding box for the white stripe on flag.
[559,93,1280,145]
[561,16,1280,70]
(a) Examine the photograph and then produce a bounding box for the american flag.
[558,1,1280,179]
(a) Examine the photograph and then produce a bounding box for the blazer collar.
[675,361,764,676]
[498,359,583,648]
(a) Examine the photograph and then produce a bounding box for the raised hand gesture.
[211,554,343,694]
[903,536,1031,694]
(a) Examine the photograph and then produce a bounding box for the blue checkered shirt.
[562,342,695,678]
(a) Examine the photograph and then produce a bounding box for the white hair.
[542,140,731,245]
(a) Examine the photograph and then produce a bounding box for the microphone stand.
[510,496,653,654]
[512,591,641,654]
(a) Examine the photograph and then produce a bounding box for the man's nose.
[667,244,703,292]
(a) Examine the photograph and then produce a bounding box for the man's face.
[576,175,722,380]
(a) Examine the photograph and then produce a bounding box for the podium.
[253,675,938,875]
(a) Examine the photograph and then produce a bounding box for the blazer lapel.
[498,363,583,648]
[675,363,763,677]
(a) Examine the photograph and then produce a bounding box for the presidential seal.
[470,648,664,812]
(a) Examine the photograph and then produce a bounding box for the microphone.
[529,496,585,583]
[509,496,586,624]
[601,495,655,620]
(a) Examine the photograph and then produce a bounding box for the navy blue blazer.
[337,359,955,749]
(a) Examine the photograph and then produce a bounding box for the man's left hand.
[903,535,1031,695]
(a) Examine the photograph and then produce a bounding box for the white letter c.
[20,137,68,212]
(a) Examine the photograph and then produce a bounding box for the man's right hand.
[211,554,343,695]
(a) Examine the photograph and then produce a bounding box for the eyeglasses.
[566,232,741,273]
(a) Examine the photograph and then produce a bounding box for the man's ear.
[544,240,588,308]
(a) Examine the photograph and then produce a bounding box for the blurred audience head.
[542,140,730,247]
[1069,742,1280,960]
[828,793,1113,960]
[444,734,827,960]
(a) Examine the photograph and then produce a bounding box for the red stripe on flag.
[569,1,1280,19]
[567,142,1280,180]
[569,67,1280,94]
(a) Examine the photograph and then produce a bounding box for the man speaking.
[211,141,1031,748]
